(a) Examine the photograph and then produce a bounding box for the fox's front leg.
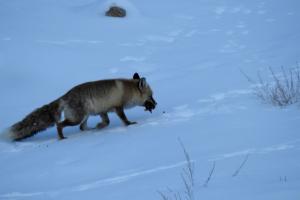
[115,107,137,126]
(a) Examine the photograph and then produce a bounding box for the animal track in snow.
[265,18,276,23]
[184,30,198,37]
[198,89,252,103]
[236,22,246,29]
[118,42,145,47]
[241,30,249,35]
[231,6,243,14]
[0,192,44,198]
[72,160,188,191]
[144,89,251,127]
[127,34,176,47]
[0,161,189,197]
[120,56,146,62]
[138,104,198,128]
[214,6,253,15]
[184,29,223,38]
[196,89,251,115]
[174,14,194,20]
[215,6,226,15]
[142,89,252,128]
[226,30,235,36]
[143,35,175,43]
[243,9,252,14]
[36,39,104,46]
[219,40,247,53]
[158,104,197,124]
[211,143,296,161]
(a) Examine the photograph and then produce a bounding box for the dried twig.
[240,68,255,84]
[158,191,170,200]
[178,138,195,200]
[232,154,249,177]
[203,161,216,187]
[178,138,195,186]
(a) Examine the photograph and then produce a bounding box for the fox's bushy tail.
[9,100,61,141]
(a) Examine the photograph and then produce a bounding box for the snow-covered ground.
[1,0,300,199]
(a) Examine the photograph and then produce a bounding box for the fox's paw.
[96,122,109,129]
[125,121,137,126]
[58,136,67,140]
[80,124,89,131]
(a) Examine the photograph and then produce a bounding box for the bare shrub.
[243,66,300,107]
[158,138,195,200]
[179,139,195,200]
[158,139,217,200]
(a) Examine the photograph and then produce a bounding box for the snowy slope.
[1,0,300,199]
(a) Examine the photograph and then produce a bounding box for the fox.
[9,73,157,141]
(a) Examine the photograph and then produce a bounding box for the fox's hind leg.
[79,116,89,131]
[56,106,85,140]
[56,119,82,140]
[96,113,110,129]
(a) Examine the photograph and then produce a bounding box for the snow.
[0,0,300,199]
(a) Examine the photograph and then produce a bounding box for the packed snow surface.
[0,0,300,199]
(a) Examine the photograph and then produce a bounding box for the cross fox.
[9,73,157,141]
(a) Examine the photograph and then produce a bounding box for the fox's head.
[133,73,157,113]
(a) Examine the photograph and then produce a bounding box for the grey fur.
[9,73,157,141]
[10,100,61,141]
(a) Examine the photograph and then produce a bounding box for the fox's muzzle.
[144,96,157,113]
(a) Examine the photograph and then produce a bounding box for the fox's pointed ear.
[133,72,140,80]
[138,78,147,90]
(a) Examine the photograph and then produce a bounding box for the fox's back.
[61,79,138,114]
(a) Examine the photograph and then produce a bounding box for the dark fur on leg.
[56,119,82,140]
[115,107,137,126]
